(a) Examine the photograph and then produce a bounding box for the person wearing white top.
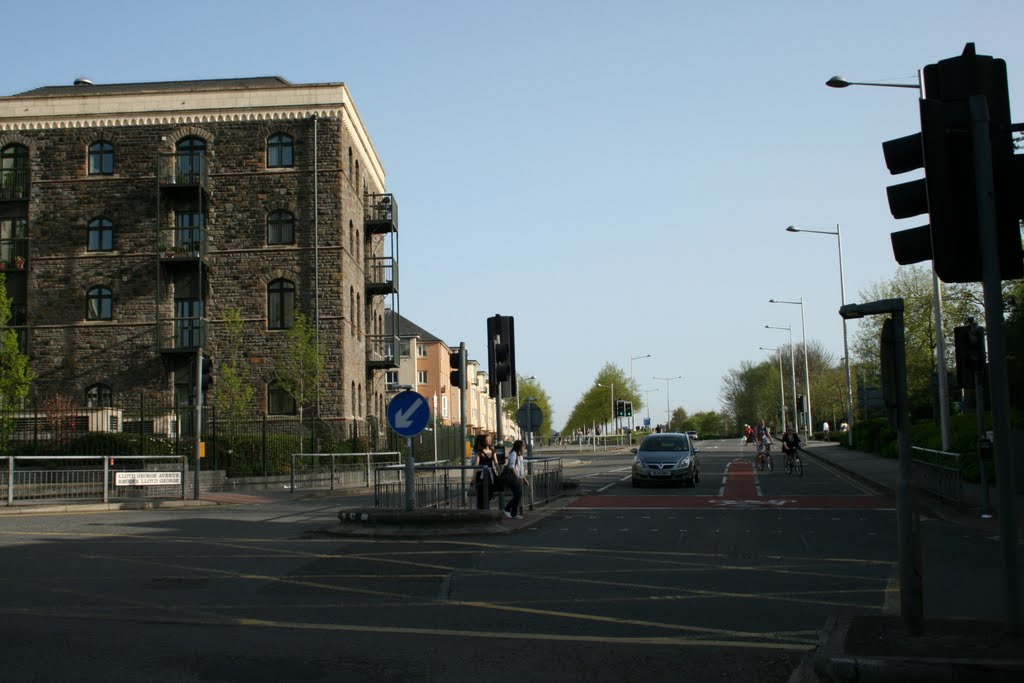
[503,440,526,518]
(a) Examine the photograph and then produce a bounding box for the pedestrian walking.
[502,440,527,519]
[471,433,496,510]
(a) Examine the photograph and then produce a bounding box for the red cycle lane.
[570,458,892,510]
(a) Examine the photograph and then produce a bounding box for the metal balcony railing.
[158,228,209,261]
[157,317,207,353]
[0,238,29,270]
[366,333,399,370]
[157,154,209,190]
[0,169,29,200]
[365,256,397,295]
[364,193,397,234]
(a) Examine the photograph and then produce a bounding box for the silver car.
[631,433,701,487]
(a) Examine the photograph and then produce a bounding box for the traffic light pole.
[970,94,1021,634]
[458,343,467,502]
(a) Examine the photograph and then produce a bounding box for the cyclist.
[754,419,773,470]
[781,427,800,460]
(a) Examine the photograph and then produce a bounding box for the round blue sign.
[387,391,431,437]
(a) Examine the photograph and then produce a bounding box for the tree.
[503,375,554,440]
[0,273,32,451]
[274,312,325,452]
[559,363,640,434]
[213,307,257,448]
[851,265,982,414]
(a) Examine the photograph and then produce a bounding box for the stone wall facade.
[1,84,393,425]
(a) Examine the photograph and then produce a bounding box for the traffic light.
[200,356,213,391]
[883,43,1022,283]
[615,400,625,417]
[486,315,516,399]
[625,401,633,417]
[449,349,464,391]
[797,395,805,413]
[954,320,987,388]
[879,318,898,428]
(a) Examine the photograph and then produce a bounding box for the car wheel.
[694,467,700,484]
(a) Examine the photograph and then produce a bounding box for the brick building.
[0,76,399,431]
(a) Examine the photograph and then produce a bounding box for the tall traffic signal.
[884,43,1022,283]
[954,320,987,388]
[625,401,633,417]
[486,315,516,399]
[449,348,466,391]
[615,400,625,417]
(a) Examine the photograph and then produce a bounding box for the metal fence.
[911,446,963,505]
[373,457,564,511]
[289,452,402,491]
[4,455,187,506]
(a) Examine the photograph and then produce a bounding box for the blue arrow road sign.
[387,391,430,437]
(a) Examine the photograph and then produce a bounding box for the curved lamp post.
[770,298,812,441]
[766,324,798,436]
[786,225,854,446]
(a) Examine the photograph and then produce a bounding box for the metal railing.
[373,457,564,511]
[157,154,209,189]
[911,446,962,505]
[4,455,187,506]
[0,237,29,269]
[0,168,30,200]
[289,451,402,491]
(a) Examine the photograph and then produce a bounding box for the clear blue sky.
[8,1,1023,429]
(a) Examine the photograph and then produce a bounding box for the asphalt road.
[0,439,1012,682]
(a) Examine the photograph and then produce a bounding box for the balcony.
[9,302,28,355]
[157,154,209,193]
[365,256,397,296]
[364,193,397,235]
[0,169,29,201]
[0,237,29,271]
[158,228,209,264]
[366,333,399,370]
[157,317,207,354]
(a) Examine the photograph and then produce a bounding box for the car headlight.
[633,456,645,468]
[677,457,690,468]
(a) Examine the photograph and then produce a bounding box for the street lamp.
[652,376,681,430]
[515,375,536,410]
[786,224,854,446]
[596,382,614,437]
[759,346,786,432]
[629,354,651,433]
[823,72,951,451]
[770,298,812,441]
[639,387,659,425]
[766,324,798,436]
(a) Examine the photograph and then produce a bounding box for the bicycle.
[756,443,774,472]
[783,447,803,477]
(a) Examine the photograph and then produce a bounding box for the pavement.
[790,439,1024,682]
[5,441,1023,681]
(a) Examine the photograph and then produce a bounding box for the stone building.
[0,76,399,431]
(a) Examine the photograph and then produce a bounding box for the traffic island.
[331,508,520,537]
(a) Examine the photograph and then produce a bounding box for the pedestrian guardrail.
[911,446,962,505]
[3,455,187,506]
[289,452,402,492]
[373,457,564,511]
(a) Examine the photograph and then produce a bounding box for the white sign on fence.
[115,471,182,487]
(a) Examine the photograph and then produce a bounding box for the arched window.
[86,286,112,320]
[357,384,363,417]
[351,381,356,416]
[268,279,295,330]
[175,137,206,184]
[349,219,354,254]
[267,133,294,168]
[268,380,296,415]
[87,217,113,252]
[268,210,294,245]
[1,143,29,200]
[349,287,355,337]
[356,294,362,335]
[355,159,360,193]
[348,147,353,178]
[88,141,114,175]
[86,383,113,408]
[356,228,361,262]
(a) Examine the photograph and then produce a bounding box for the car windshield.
[640,435,689,452]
